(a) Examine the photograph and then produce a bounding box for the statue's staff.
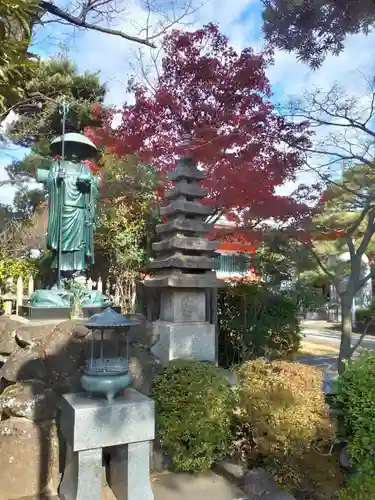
[57,97,69,287]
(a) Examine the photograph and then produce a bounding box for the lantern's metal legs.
[108,441,154,500]
[60,444,102,500]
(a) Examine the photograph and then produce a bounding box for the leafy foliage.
[3,56,106,221]
[7,56,106,183]
[151,359,236,472]
[94,155,159,310]
[96,156,158,269]
[339,472,375,499]
[0,0,39,113]
[0,258,38,286]
[337,351,375,473]
[355,298,375,323]
[93,23,310,224]
[235,360,334,487]
[262,0,375,68]
[218,282,302,367]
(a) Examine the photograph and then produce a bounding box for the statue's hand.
[77,173,92,184]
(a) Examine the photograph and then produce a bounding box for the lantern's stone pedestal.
[59,389,155,500]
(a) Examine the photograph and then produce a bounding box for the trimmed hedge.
[336,351,375,496]
[151,359,237,472]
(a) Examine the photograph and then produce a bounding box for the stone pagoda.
[144,134,223,363]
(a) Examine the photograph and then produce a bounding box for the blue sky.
[1,0,375,203]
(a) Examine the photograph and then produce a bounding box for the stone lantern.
[81,307,140,401]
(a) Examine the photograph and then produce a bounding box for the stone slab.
[21,305,121,320]
[165,182,208,200]
[168,165,206,182]
[160,289,206,322]
[151,320,216,363]
[155,218,213,235]
[59,389,155,451]
[103,471,246,500]
[143,272,223,289]
[148,254,219,270]
[152,235,218,253]
[160,200,212,217]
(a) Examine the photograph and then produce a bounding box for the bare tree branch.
[38,0,203,49]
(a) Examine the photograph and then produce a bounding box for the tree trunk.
[338,296,353,374]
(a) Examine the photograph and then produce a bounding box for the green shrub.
[0,258,38,286]
[339,473,375,500]
[235,360,333,463]
[151,359,237,472]
[218,283,302,368]
[355,307,372,323]
[336,351,375,472]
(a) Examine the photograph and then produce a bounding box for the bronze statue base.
[20,304,121,321]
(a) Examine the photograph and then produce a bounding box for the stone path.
[101,471,246,500]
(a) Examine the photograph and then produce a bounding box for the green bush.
[0,258,38,287]
[151,359,237,472]
[339,472,375,500]
[218,282,302,368]
[336,351,375,473]
[355,297,375,323]
[235,360,333,460]
[355,307,372,323]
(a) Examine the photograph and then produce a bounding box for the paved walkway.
[102,471,246,500]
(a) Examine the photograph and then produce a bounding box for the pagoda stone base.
[151,320,216,363]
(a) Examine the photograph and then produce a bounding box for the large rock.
[0,417,59,499]
[128,344,162,396]
[0,380,57,421]
[262,493,296,500]
[42,321,88,387]
[1,346,47,383]
[127,314,159,348]
[51,320,89,340]
[15,324,55,348]
[242,468,280,498]
[0,317,22,354]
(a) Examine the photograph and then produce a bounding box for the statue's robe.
[37,160,100,272]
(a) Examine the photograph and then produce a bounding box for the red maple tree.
[91,24,311,225]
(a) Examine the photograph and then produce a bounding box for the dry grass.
[299,341,339,357]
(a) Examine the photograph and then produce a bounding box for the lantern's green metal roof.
[50,132,98,159]
[84,307,140,330]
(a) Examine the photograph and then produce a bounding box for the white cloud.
[268,31,375,99]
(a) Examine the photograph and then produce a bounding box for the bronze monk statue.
[30,133,109,309]
[37,133,100,274]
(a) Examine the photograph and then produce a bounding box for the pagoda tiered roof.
[144,134,222,289]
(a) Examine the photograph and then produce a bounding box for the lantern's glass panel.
[83,308,140,377]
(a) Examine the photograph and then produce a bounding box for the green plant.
[339,472,375,499]
[151,359,237,472]
[355,307,371,322]
[0,258,38,286]
[63,278,87,319]
[235,360,333,485]
[355,297,375,324]
[336,351,375,473]
[218,283,302,368]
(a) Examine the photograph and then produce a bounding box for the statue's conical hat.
[50,132,98,159]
